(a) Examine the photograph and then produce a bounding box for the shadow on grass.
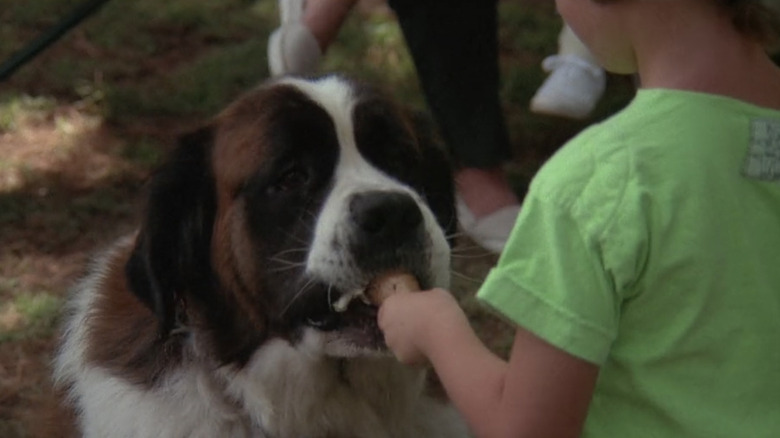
[0,102,160,438]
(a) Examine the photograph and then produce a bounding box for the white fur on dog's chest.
[63,292,464,438]
[224,335,462,438]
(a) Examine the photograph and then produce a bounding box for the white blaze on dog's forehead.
[279,76,401,184]
[280,77,389,186]
[280,76,451,294]
[278,76,356,131]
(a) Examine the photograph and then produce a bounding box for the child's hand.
[377,288,470,365]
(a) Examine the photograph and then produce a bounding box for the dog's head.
[125,76,456,363]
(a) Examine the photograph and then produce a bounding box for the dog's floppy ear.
[125,126,217,336]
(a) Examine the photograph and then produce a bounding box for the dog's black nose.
[349,191,423,241]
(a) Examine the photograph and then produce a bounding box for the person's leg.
[302,0,358,51]
[389,0,519,253]
[455,168,518,219]
[268,0,358,76]
[530,23,607,119]
[388,0,518,217]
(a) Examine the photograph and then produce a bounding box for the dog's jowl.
[54,75,469,438]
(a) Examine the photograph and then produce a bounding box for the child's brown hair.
[591,0,779,45]
[719,0,779,45]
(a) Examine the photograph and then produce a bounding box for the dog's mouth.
[301,272,421,352]
[304,287,374,330]
[307,295,382,339]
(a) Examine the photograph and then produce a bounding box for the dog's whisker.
[279,229,312,247]
[450,269,487,285]
[286,209,318,236]
[272,247,310,257]
[267,256,306,267]
[267,247,310,272]
[446,230,468,240]
[451,241,496,252]
[268,254,303,262]
[450,252,496,260]
[280,277,318,317]
[450,243,488,253]
[267,263,307,274]
[451,243,496,256]
[298,209,319,230]
[294,219,314,234]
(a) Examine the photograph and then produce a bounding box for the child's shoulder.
[537,88,773,184]
[529,88,780,213]
[528,90,698,211]
[529,123,633,217]
[531,99,645,201]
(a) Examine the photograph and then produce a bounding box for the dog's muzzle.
[298,190,434,353]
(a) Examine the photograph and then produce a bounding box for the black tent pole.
[0,0,113,81]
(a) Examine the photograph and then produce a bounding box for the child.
[378,1,780,437]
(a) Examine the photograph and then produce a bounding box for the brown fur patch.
[211,86,279,198]
[208,84,322,335]
[85,243,183,386]
[208,86,281,335]
[210,203,269,332]
[81,86,314,380]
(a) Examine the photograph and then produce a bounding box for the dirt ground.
[0,1,635,436]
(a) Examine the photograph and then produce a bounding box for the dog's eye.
[268,167,308,194]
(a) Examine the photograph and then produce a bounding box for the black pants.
[388,0,511,169]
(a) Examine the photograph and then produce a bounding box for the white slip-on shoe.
[268,0,322,76]
[457,196,520,254]
[530,54,607,120]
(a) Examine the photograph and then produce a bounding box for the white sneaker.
[268,0,322,76]
[456,196,520,254]
[530,54,606,120]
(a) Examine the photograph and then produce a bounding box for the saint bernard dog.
[54,75,471,438]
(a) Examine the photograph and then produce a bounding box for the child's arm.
[378,288,599,438]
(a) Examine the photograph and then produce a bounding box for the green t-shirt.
[478,89,780,437]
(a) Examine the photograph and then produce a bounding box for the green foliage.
[498,1,560,56]
[0,292,63,343]
[121,137,165,167]
[322,12,421,106]
[0,94,57,132]
[105,38,268,117]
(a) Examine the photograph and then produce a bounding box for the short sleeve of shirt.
[478,129,649,365]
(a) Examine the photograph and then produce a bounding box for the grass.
[0,292,62,343]
[0,95,58,132]
[322,10,421,105]
[105,37,270,117]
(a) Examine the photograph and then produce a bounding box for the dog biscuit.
[367,271,420,305]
